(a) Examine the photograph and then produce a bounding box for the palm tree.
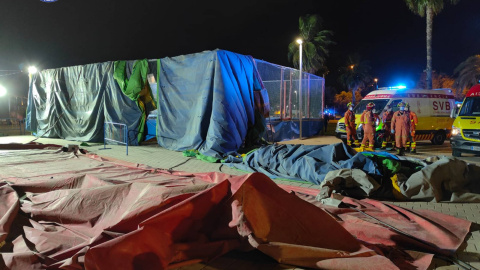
[338,54,371,105]
[288,14,335,75]
[403,0,459,90]
[454,55,480,91]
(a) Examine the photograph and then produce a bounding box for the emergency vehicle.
[335,87,455,146]
[450,84,480,157]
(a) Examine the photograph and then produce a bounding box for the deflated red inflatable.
[0,145,471,269]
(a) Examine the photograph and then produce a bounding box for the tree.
[338,54,371,105]
[403,0,459,89]
[417,70,453,88]
[418,71,468,100]
[454,55,480,93]
[288,14,335,75]
[334,90,363,108]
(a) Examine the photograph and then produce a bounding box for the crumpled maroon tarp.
[0,145,471,269]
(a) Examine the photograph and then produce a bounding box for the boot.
[380,141,387,150]
[397,148,405,156]
[410,142,416,153]
[349,140,356,148]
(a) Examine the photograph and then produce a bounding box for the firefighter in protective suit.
[381,105,394,150]
[405,103,418,153]
[360,102,379,150]
[344,102,358,147]
[391,102,411,156]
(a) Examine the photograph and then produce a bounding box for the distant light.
[374,78,378,83]
[0,85,6,97]
[296,38,303,45]
[350,65,354,70]
[28,66,38,74]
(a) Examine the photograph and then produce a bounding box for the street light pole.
[27,66,38,133]
[297,38,303,140]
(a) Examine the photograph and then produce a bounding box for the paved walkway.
[0,135,479,269]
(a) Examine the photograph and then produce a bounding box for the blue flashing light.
[382,85,407,90]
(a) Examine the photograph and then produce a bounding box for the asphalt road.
[408,140,480,165]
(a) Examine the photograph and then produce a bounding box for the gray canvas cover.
[27,62,143,145]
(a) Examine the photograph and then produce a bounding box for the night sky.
[1,0,480,98]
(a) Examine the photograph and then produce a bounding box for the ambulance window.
[390,100,402,111]
[353,99,389,114]
[459,97,480,116]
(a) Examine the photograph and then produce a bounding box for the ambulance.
[335,87,455,147]
[450,84,480,157]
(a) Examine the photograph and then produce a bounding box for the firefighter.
[344,102,358,147]
[360,102,379,150]
[380,104,394,150]
[391,102,411,156]
[405,103,418,153]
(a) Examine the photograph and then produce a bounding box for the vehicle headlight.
[451,126,461,136]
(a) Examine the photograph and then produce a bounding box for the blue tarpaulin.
[224,143,382,185]
[155,50,263,158]
[265,119,322,142]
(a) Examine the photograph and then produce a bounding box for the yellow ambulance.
[335,87,455,146]
[450,84,480,157]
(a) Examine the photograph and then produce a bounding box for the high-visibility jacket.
[344,110,357,144]
[344,110,356,129]
[409,111,418,132]
[360,110,376,126]
[391,111,411,148]
[360,110,379,147]
[382,111,394,132]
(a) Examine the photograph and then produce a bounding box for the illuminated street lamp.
[28,66,38,74]
[0,84,6,97]
[0,84,9,116]
[350,65,354,70]
[296,38,303,139]
[374,78,378,89]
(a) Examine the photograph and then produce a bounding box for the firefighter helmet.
[366,102,375,110]
[397,102,406,107]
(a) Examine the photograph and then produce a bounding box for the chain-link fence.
[254,59,325,120]
[103,122,129,155]
[0,118,25,136]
